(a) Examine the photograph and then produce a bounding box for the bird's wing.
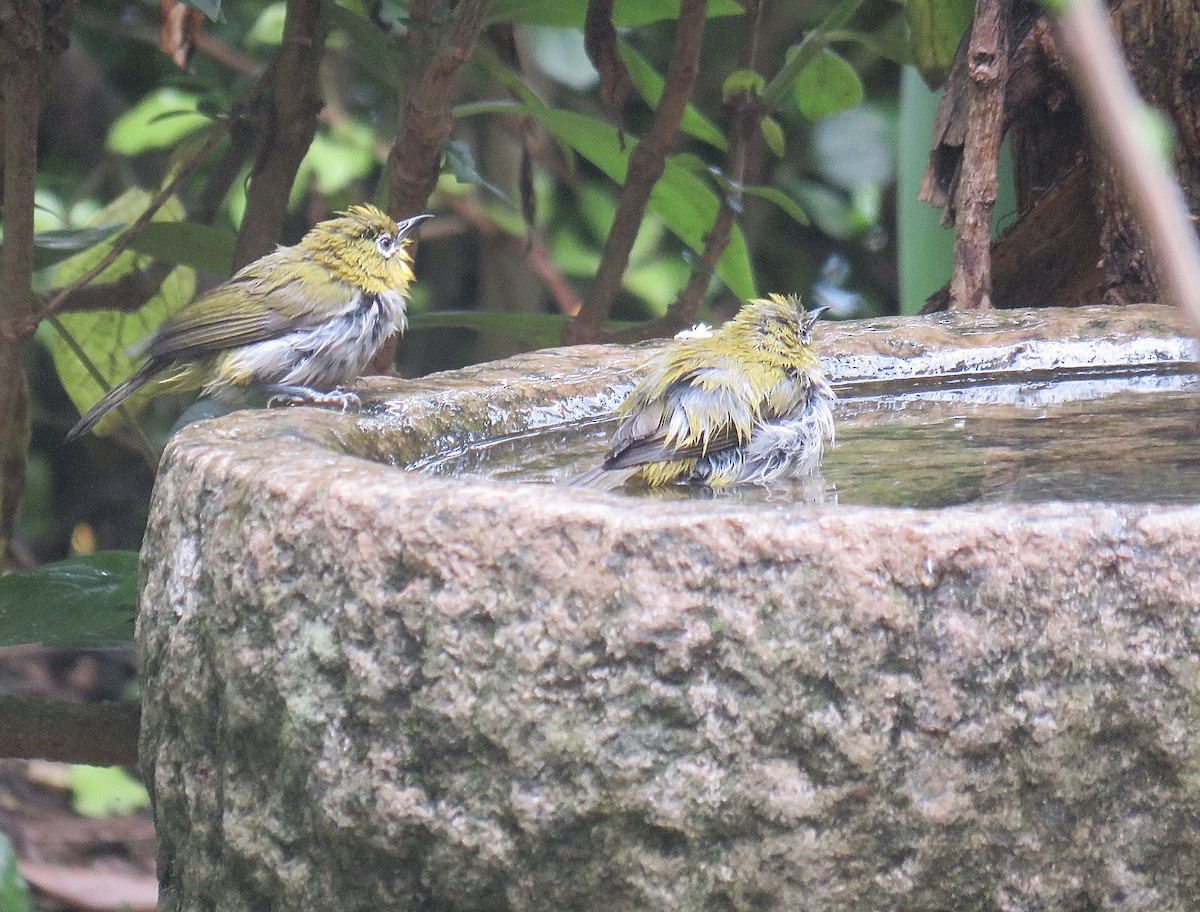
[139,251,355,359]
[606,361,795,470]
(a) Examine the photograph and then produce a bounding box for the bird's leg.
[263,385,362,412]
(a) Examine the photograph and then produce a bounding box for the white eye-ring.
[376,234,397,258]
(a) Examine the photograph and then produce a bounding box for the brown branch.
[34,120,230,327]
[386,0,493,219]
[612,0,765,344]
[372,0,492,374]
[564,0,709,344]
[0,0,51,569]
[233,0,329,268]
[948,0,1010,309]
[1051,0,1200,332]
[0,695,140,765]
[584,0,633,142]
[39,263,174,315]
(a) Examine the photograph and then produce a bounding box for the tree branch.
[373,0,492,373]
[386,0,493,219]
[0,0,51,569]
[949,0,1009,309]
[0,695,139,764]
[564,0,708,344]
[233,0,329,268]
[1050,0,1200,332]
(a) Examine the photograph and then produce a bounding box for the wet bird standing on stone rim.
[578,294,836,488]
[66,205,432,442]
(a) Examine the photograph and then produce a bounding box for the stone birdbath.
[139,304,1200,912]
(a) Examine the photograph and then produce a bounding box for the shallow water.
[414,367,1200,509]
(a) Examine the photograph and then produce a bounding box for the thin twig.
[565,0,709,344]
[1051,0,1200,332]
[447,197,584,315]
[40,263,174,316]
[34,120,230,327]
[949,0,1009,309]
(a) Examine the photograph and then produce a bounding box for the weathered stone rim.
[155,303,1200,523]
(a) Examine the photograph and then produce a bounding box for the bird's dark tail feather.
[64,361,160,443]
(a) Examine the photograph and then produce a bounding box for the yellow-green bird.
[589,294,835,487]
[65,204,431,442]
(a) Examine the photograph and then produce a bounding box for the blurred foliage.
[12,0,978,568]
[67,764,152,818]
[0,832,32,912]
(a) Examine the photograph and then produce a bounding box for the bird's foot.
[266,388,362,412]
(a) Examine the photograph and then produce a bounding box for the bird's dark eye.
[376,234,397,256]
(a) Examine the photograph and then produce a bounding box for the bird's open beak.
[396,213,435,240]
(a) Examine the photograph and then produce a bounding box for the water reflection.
[413,369,1200,509]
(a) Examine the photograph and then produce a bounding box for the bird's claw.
[267,390,362,413]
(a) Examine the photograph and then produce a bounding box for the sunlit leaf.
[296,120,379,199]
[722,67,765,102]
[516,104,755,298]
[107,88,210,155]
[69,765,152,818]
[619,41,726,150]
[793,48,864,119]
[50,190,196,435]
[0,551,138,650]
[760,116,786,157]
[245,1,286,45]
[488,0,742,27]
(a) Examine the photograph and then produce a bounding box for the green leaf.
[903,0,973,87]
[184,0,222,19]
[107,88,210,156]
[32,226,121,270]
[488,0,742,27]
[51,190,196,434]
[69,765,152,818]
[441,139,510,202]
[742,185,810,226]
[0,551,138,650]
[722,68,765,102]
[245,1,287,45]
[794,48,864,119]
[760,116,786,157]
[296,120,379,199]
[0,832,31,912]
[129,221,236,275]
[618,41,726,151]
[897,66,954,312]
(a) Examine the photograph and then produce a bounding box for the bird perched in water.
[65,204,431,442]
[582,294,835,488]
